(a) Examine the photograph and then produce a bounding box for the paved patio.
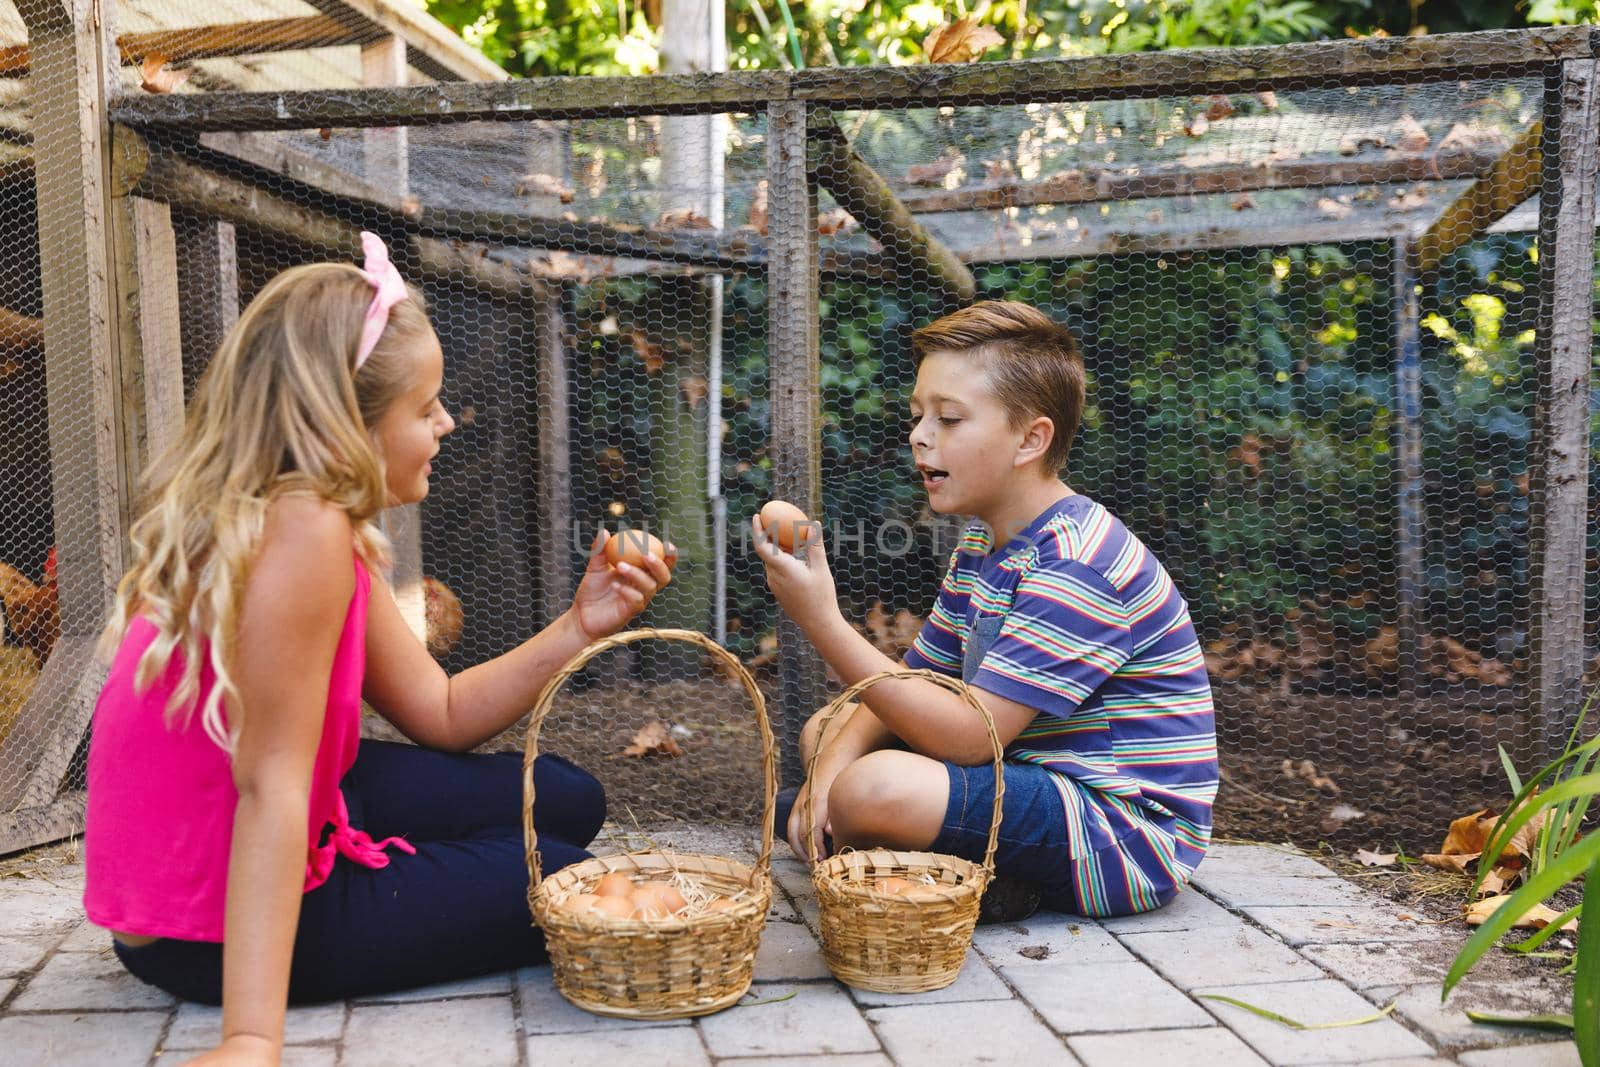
[0,833,1580,1066]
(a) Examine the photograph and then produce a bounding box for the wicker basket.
[523,627,777,1020]
[804,668,1004,993]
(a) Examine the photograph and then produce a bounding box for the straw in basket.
[804,668,1004,993]
[523,627,777,1019]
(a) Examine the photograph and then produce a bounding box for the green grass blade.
[1499,744,1524,795]
[1505,904,1584,953]
[1466,1010,1576,1031]
[1446,832,1600,999]
[1475,739,1600,888]
[1575,854,1600,1067]
[1198,994,1397,1030]
[1477,775,1600,890]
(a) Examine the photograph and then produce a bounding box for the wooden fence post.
[0,0,123,848]
[1527,58,1600,768]
[1392,234,1425,702]
[767,99,825,787]
[362,35,426,645]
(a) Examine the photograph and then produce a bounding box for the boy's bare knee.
[829,751,944,847]
[797,707,827,765]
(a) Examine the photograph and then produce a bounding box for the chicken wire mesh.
[2,10,1597,858]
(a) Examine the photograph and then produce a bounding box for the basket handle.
[800,668,1004,878]
[522,627,778,892]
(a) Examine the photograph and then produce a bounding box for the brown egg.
[873,876,916,895]
[592,895,637,919]
[631,882,688,915]
[630,893,674,920]
[604,529,666,569]
[595,871,636,898]
[759,500,815,553]
[704,897,740,913]
[561,892,606,914]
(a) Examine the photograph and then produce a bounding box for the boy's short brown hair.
[910,300,1085,474]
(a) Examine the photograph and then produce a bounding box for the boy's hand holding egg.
[569,526,677,642]
[750,501,839,634]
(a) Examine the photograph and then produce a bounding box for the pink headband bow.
[354,231,409,372]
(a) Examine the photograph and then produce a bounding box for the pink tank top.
[83,558,414,942]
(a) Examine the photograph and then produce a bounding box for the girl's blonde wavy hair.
[100,261,433,753]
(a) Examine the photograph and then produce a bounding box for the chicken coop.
[1,3,1598,856]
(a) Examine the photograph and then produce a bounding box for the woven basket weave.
[804,668,1003,993]
[523,627,777,1019]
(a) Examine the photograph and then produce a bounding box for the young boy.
[751,300,1216,918]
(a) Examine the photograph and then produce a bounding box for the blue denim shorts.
[929,759,1077,911]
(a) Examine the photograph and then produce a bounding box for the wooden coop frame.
[4,11,1598,849]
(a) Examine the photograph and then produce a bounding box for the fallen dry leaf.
[1230,193,1256,211]
[922,17,1005,64]
[1355,849,1398,867]
[817,209,856,237]
[139,54,190,94]
[1204,95,1236,121]
[679,375,709,408]
[515,172,575,202]
[630,330,666,374]
[1464,895,1577,931]
[654,208,714,230]
[904,154,960,186]
[748,180,769,235]
[1395,114,1430,153]
[1317,196,1354,220]
[622,719,684,758]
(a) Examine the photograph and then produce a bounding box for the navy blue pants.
[113,740,605,1004]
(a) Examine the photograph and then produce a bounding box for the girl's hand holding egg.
[569,526,677,642]
[750,502,838,634]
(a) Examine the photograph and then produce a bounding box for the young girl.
[83,234,675,1066]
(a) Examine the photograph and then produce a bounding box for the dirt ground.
[1211,678,1535,856]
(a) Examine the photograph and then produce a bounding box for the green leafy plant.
[1447,687,1600,1063]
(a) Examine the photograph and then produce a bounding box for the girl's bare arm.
[213,497,355,1059]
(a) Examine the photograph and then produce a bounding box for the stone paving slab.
[1195,844,1339,880]
[972,913,1132,965]
[1197,979,1436,1064]
[1097,887,1235,933]
[1456,1044,1583,1066]
[1300,940,1452,990]
[13,947,176,1011]
[58,921,110,953]
[165,1000,347,1049]
[1068,1025,1272,1066]
[0,934,53,977]
[720,1055,893,1066]
[343,997,518,1067]
[697,984,881,1058]
[525,1024,712,1065]
[754,918,833,982]
[866,999,1077,1063]
[1243,904,1444,946]
[846,951,1011,1007]
[1118,923,1324,990]
[0,876,92,939]
[999,959,1215,1033]
[1367,978,1576,1054]
[1198,872,1377,909]
[0,1010,168,1067]
[515,965,692,1034]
